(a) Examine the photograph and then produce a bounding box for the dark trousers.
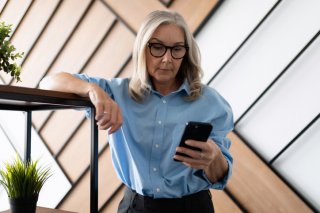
[118,187,214,213]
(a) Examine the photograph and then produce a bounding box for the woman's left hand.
[173,139,220,170]
[174,139,229,183]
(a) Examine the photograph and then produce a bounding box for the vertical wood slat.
[227,132,313,213]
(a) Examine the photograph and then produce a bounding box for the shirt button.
[162,100,166,104]
[155,144,159,148]
[156,188,161,192]
[153,168,157,172]
[158,121,162,125]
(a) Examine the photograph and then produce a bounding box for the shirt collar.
[149,79,191,96]
[177,79,191,95]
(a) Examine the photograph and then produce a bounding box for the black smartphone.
[175,121,213,160]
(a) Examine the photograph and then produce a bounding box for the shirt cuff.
[202,158,232,190]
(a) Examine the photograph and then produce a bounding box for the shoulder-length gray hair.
[129,10,203,102]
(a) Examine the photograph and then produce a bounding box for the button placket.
[149,97,168,197]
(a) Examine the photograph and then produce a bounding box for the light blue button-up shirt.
[75,74,234,198]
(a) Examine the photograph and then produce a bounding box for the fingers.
[174,139,214,169]
[109,107,123,134]
[88,85,123,133]
[99,102,123,133]
[95,103,106,120]
[95,101,123,132]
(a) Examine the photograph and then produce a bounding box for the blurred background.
[0,0,319,212]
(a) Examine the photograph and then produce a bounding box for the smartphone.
[175,121,213,160]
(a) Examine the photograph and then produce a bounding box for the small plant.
[0,155,52,199]
[0,22,24,82]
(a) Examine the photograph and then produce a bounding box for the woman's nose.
[162,49,173,62]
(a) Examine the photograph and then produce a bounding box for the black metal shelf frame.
[0,85,99,213]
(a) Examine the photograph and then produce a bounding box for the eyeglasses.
[147,42,188,59]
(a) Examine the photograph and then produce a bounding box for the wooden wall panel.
[2,0,60,84]
[99,186,243,213]
[227,132,312,213]
[103,0,165,33]
[211,189,243,213]
[58,146,122,212]
[31,0,116,133]
[0,0,32,82]
[100,186,125,213]
[11,0,91,88]
[40,21,134,152]
[40,110,85,154]
[10,0,60,64]
[46,0,116,76]
[118,60,133,78]
[170,0,220,33]
[57,119,107,182]
[0,0,31,32]
[0,0,8,12]
[32,1,116,133]
[32,110,52,130]
[83,22,135,77]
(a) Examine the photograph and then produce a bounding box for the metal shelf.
[0,85,98,213]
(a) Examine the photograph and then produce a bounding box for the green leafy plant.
[0,22,24,82]
[0,156,52,199]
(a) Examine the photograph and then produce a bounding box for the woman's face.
[146,23,186,92]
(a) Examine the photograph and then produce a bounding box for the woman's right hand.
[87,83,123,134]
[40,72,123,134]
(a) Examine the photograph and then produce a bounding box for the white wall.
[0,111,71,210]
[197,0,320,211]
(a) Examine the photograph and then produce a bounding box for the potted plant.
[0,155,52,213]
[0,21,24,82]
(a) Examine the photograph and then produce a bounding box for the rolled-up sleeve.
[205,102,234,189]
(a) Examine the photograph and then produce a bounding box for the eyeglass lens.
[148,43,187,59]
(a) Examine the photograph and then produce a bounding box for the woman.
[40,10,233,213]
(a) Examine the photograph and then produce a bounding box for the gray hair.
[129,10,203,102]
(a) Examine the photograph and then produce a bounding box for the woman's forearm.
[204,147,229,183]
[40,72,123,133]
[39,72,91,97]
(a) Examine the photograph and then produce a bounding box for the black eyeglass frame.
[147,42,189,59]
